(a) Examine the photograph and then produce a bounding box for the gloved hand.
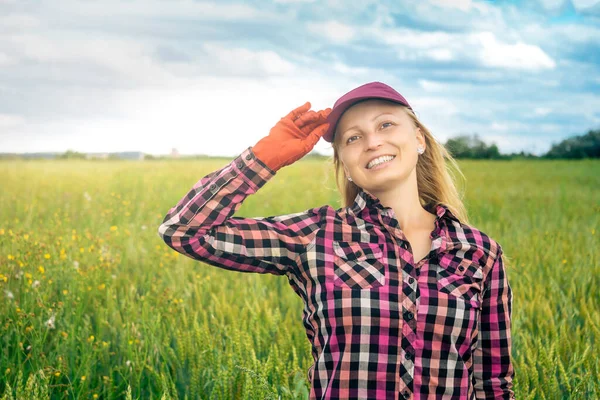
[252,102,331,172]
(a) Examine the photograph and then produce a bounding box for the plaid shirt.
[158,147,515,399]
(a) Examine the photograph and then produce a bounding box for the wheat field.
[1,157,599,399]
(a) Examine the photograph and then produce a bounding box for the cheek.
[340,149,360,168]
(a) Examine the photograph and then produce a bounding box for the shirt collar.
[349,189,461,224]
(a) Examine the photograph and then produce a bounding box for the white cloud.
[534,107,552,116]
[0,114,25,128]
[429,0,475,12]
[418,80,447,91]
[366,27,555,70]
[5,34,175,85]
[473,31,556,70]
[0,51,13,66]
[307,21,356,44]
[537,0,566,11]
[0,13,40,30]
[274,0,317,3]
[48,0,266,21]
[428,48,455,61]
[571,0,600,10]
[0,74,347,156]
[332,62,373,76]
[202,43,296,76]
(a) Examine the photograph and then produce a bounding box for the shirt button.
[236,161,244,168]
[245,153,253,160]
[408,277,414,284]
[458,266,465,272]
[401,242,408,249]
[209,183,217,191]
[402,390,411,399]
[405,350,413,360]
[354,250,362,258]
[404,311,414,321]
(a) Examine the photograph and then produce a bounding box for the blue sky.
[0,0,599,156]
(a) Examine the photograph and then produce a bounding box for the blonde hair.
[331,100,470,225]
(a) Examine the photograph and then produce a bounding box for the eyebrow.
[340,112,397,138]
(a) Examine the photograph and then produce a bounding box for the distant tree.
[58,150,86,159]
[444,134,502,159]
[304,150,328,160]
[144,154,156,160]
[544,129,600,159]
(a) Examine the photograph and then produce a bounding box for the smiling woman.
[158,81,515,399]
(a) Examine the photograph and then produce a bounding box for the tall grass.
[0,158,598,398]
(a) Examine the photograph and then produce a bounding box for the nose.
[364,132,384,150]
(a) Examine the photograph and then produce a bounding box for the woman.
[158,82,515,399]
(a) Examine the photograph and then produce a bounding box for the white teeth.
[367,155,395,169]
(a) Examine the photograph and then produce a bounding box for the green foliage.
[0,158,599,398]
[444,134,502,159]
[545,128,600,159]
[57,150,87,160]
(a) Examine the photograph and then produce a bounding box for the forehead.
[336,99,406,135]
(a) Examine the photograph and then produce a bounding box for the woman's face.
[335,99,425,193]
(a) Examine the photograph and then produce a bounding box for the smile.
[366,155,396,170]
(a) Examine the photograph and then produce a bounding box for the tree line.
[444,128,599,159]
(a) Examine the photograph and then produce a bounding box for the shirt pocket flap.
[437,253,484,281]
[333,241,383,261]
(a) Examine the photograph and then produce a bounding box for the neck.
[366,170,434,232]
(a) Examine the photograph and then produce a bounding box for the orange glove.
[252,102,331,172]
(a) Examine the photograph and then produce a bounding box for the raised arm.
[472,247,516,399]
[157,102,331,276]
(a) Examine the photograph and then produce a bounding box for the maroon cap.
[323,81,413,143]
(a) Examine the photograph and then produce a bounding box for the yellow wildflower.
[110,226,118,232]
[44,254,51,259]
[38,266,45,274]
[8,254,14,260]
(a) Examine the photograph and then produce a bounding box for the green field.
[1,158,599,399]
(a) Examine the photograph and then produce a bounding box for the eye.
[346,135,359,144]
[380,121,393,129]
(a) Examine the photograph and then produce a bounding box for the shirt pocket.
[332,241,386,290]
[434,254,484,309]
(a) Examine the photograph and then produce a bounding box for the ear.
[415,127,426,149]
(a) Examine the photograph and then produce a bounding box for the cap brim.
[323,96,410,143]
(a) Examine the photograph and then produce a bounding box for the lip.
[365,154,396,169]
